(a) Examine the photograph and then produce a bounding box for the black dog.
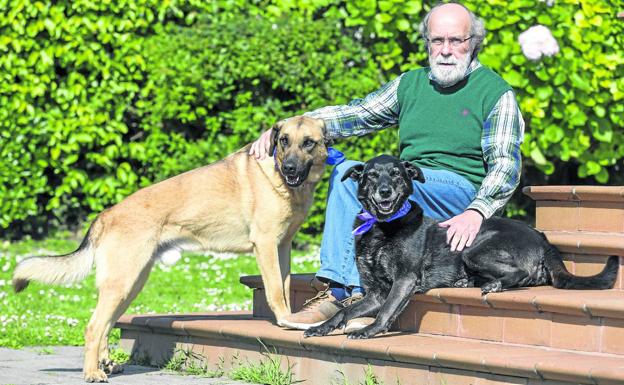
[304,154,618,339]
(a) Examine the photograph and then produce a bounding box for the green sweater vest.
[397,66,511,188]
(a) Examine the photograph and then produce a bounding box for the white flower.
[539,0,554,6]
[518,25,559,61]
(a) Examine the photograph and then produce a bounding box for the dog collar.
[352,200,412,236]
[273,147,345,170]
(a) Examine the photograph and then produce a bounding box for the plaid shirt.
[306,60,525,218]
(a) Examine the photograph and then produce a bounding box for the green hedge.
[0,0,194,236]
[1,0,623,242]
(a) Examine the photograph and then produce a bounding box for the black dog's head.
[342,155,425,221]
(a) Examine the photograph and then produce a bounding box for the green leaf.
[396,19,410,31]
[585,161,601,175]
[488,18,505,30]
[530,146,547,165]
[502,70,527,88]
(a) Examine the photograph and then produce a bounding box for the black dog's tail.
[544,245,619,290]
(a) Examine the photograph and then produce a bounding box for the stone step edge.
[115,312,624,385]
[240,274,624,319]
[543,231,624,256]
[523,185,624,202]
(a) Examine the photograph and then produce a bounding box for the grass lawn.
[0,233,320,348]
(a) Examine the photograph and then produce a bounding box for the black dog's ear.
[341,164,365,182]
[268,120,285,156]
[403,161,425,183]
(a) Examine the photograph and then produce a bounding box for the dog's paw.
[481,280,503,294]
[346,325,384,339]
[84,369,108,383]
[453,278,469,288]
[304,325,333,338]
[100,359,124,374]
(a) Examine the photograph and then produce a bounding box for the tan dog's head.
[269,116,329,187]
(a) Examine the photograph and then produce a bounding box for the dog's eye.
[368,171,379,178]
[279,137,289,147]
[390,169,400,177]
[303,139,316,149]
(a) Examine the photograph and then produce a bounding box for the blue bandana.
[352,200,412,236]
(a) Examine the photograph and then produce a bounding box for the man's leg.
[279,160,363,330]
[316,160,364,289]
[410,168,476,220]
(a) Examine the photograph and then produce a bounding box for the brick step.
[545,231,624,257]
[116,311,624,385]
[241,273,624,355]
[523,186,624,233]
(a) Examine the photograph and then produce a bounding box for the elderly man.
[250,2,524,330]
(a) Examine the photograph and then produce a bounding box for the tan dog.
[12,116,328,382]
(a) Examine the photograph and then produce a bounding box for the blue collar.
[352,200,412,236]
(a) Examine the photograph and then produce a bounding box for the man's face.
[427,4,473,87]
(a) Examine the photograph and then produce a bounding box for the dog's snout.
[283,160,297,175]
[378,184,392,198]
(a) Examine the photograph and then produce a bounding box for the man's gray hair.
[418,1,486,58]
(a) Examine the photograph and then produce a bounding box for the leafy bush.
[0,0,194,236]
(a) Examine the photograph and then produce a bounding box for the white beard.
[429,53,472,87]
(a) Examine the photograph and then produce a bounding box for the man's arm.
[305,74,403,139]
[439,90,524,251]
[249,75,404,158]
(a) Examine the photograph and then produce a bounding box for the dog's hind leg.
[83,247,154,382]
[480,270,529,294]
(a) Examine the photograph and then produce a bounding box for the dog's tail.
[544,244,619,290]
[12,221,101,293]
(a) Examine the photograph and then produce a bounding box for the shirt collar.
[428,58,481,84]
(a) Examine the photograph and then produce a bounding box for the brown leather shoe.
[344,316,375,333]
[341,293,373,333]
[278,287,342,330]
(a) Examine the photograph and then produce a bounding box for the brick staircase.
[116,186,624,384]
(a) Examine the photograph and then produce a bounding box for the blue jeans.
[316,160,477,288]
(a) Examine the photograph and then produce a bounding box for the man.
[249,2,524,330]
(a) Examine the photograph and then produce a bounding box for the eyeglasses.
[426,36,473,48]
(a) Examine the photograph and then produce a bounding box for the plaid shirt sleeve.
[304,74,404,139]
[467,90,525,218]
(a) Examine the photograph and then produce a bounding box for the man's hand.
[248,128,273,160]
[438,210,483,252]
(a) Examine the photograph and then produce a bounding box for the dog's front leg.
[348,278,418,339]
[305,293,383,337]
[277,239,292,313]
[253,239,290,323]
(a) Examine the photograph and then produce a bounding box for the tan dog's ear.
[316,119,333,146]
[269,120,285,156]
